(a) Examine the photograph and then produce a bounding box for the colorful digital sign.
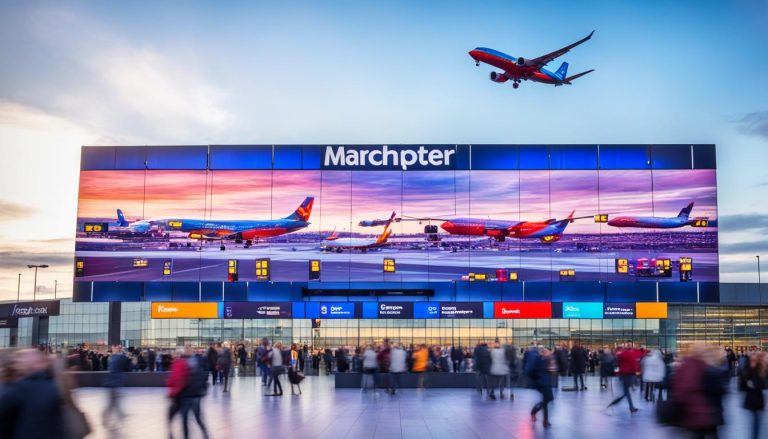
[603,303,636,319]
[151,302,219,319]
[562,302,604,319]
[319,302,356,319]
[414,302,440,318]
[223,302,291,319]
[0,300,61,318]
[636,302,668,319]
[440,302,484,318]
[494,302,552,319]
[378,302,413,319]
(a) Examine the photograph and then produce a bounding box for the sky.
[0,0,767,301]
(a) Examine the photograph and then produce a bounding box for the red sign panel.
[494,302,552,319]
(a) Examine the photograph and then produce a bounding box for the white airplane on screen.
[321,212,396,252]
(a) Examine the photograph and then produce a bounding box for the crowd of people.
[0,340,767,438]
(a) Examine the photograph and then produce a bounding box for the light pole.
[758,255,762,288]
[17,273,21,302]
[27,264,49,302]
[54,280,58,299]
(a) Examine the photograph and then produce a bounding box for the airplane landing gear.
[244,240,252,249]
[220,240,226,251]
[513,82,520,89]
[475,61,480,66]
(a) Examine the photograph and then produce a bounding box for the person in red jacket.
[167,346,210,439]
[606,341,642,413]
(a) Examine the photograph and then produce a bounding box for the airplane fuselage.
[440,218,568,240]
[607,216,689,229]
[321,237,383,250]
[131,218,309,239]
[469,48,563,84]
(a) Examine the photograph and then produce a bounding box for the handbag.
[62,403,91,439]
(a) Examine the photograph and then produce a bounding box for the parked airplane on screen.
[469,31,595,89]
[322,212,396,252]
[389,211,580,243]
[607,202,714,229]
[123,196,314,249]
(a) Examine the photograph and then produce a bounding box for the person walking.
[361,344,379,392]
[528,347,554,428]
[598,347,615,389]
[206,344,218,385]
[256,338,271,386]
[570,342,588,390]
[217,342,232,392]
[742,352,767,439]
[641,349,665,401]
[388,343,407,395]
[473,341,491,396]
[268,342,285,396]
[451,345,464,373]
[102,344,130,429]
[489,340,510,400]
[606,342,641,413]
[412,344,430,389]
[673,343,728,439]
[167,346,210,439]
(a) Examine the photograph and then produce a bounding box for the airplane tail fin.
[677,202,694,218]
[375,211,397,244]
[285,196,314,221]
[326,227,339,241]
[554,62,568,81]
[563,69,595,84]
[117,209,129,227]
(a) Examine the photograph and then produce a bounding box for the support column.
[108,302,122,346]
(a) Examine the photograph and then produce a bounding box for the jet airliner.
[322,212,396,252]
[607,202,712,229]
[124,196,314,249]
[469,31,595,89]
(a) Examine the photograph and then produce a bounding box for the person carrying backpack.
[167,345,210,439]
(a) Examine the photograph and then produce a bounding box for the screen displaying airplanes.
[75,166,718,283]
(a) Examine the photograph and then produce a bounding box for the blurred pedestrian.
[256,338,271,386]
[598,347,615,389]
[167,345,210,439]
[489,340,509,400]
[268,342,285,396]
[0,349,64,439]
[742,351,767,439]
[473,341,491,396]
[570,342,588,390]
[388,343,407,395]
[361,344,378,392]
[672,343,728,439]
[206,344,218,385]
[413,344,430,388]
[217,342,232,392]
[606,341,641,413]
[641,349,665,402]
[528,346,554,428]
[102,344,130,429]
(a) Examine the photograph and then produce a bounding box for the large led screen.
[75,145,718,284]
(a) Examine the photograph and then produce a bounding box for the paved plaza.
[74,374,757,439]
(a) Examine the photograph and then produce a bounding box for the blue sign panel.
[377,302,414,319]
[321,145,457,171]
[562,302,603,319]
[223,302,291,319]
[319,302,356,319]
[414,302,440,319]
[603,303,636,319]
[440,302,484,318]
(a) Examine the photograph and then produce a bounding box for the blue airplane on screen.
[123,196,314,249]
[607,202,715,229]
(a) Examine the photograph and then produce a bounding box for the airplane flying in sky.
[124,196,314,249]
[322,211,396,252]
[469,31,595,89]
[607,202,713,229]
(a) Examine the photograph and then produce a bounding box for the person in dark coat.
[473,342,491,396]
[451,346,464,373]
[206,344,218,384]
[528,347,554,428]
[672,344,727,437]
[147,349,157,372]
[554,343,569,377]
[217,342,232,392]
[570,342,588,390]
[0,349,63,439]
[743,352,767,439]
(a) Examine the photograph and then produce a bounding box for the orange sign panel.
[151,302,219,319]
[636,302,668,319]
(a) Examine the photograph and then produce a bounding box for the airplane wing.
[562,69,595,84]
[529,30,594,68]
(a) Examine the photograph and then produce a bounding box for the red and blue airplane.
[124,196,314,249]
[607,202,715,229]
[469,31,595,89]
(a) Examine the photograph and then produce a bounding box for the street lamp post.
[17,273,21,302]
[27,264,49,302]
[758,255,762,290]
[54,280,58,299]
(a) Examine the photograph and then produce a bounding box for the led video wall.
[75,145,718,285]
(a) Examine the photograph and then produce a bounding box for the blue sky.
[0,1,767,300]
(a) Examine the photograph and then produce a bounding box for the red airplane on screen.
[469,31,595,89]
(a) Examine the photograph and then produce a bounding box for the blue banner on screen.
[603,303,636,318]
[378,302,413,318]
[562,302,603,319]
[440,302,484,318]
[414,302,440,318]
[223,302,291,319]
[320,302,355,318]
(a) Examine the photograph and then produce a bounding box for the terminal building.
[2,144,764,352]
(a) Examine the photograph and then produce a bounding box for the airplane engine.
[540,234,562,243]
[516,57,526,66]
[490,72,508,83]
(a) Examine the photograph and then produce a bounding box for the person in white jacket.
[388,344,407,395]
[641,350,666,402]
[489,341,510,400]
